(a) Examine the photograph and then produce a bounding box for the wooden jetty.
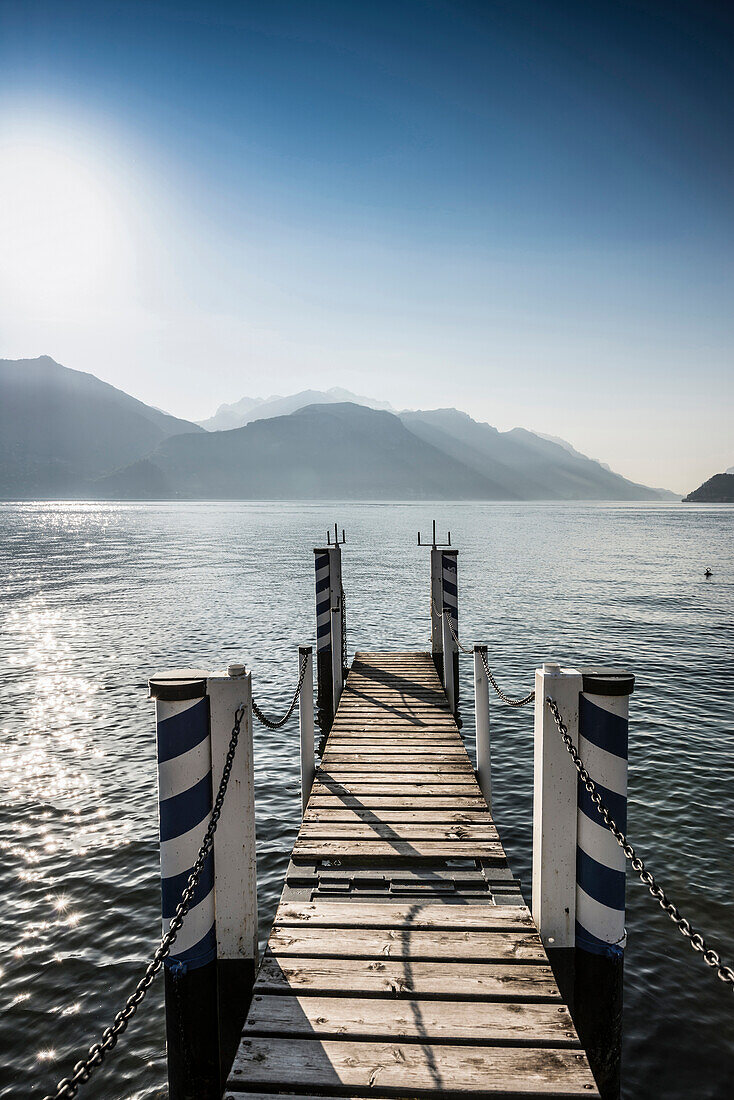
[226,651,600,1099]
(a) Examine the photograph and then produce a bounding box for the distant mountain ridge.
[399,408,669,501]
[0,357,676,500]
[98,400,673,502]
[100,402,501,500]
[0,356,202,497]
[199,387,393,431]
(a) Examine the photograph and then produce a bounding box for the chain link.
[251,652,309,730]
[42,703,247,1100]
[479,649,535,707]
[437,602,535,708]
[443,608,473,655]
[546,696,734,990]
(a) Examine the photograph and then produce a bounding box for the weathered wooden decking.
[226,652,599,1099]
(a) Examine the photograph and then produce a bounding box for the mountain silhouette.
[0,356,202,497]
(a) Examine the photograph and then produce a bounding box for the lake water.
[1,501,732,1099]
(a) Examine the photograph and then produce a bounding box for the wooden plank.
[325,736,462,743]
[329,726,459,732]
[335,704,451,711]
[256,954,563,1000]
[274,902,533,930]
[335,706,451,712]
[345,682,442,689]
[318,770,476,781]
[243,995,579,1044]
[293,839,505,859]
[343,691,444,697]
[322,750,468,760]
[319,760,473,771]
[343,682,446,690]
[267,926,545,961]
[316,773,477,786]
[229,1038,597,1095]
[307,796,488,809]
[312,783,481,796]
[320,761,474,772]
[297,824,499,840]
[303,808,495,824]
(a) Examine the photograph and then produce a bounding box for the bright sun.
[0,134,132,314]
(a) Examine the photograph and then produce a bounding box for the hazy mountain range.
[0,357,679,500]
[0,356,202,497]
[199,388,393,431]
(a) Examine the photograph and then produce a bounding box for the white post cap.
[227,662,248,678]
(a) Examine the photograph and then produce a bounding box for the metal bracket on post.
[299,646,315,814]
[474,645,491,809]
[207,662,257,1090]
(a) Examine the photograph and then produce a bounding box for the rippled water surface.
[1,501,732,1099]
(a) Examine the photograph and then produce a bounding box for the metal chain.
[438,604,535,708]
[42,703,247,1100]
[479,649,535,707]
[546,696,734,990]
[251,652,309,730]
[440,602,473,651]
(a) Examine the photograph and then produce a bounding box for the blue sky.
[0,0,732,490]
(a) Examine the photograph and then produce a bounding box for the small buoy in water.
[704,568,713,578]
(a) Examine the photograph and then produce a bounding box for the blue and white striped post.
[474,644,491,809]
[574,667,634,1100]
[299,646,315,814]
[328,544,344,714]
[441,549,459,713]
[149,670,219,1100]
[313,548,334,730]
[430,547,443,679]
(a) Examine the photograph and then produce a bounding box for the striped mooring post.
[313,548,333,729]
[441,549,459,713]
[473,644,491,809]
[575,668,634,1100]
[299,645,315,814]
[313,540,345,730]
[150,671,219,1099]
[532,663,633,1100]
[149,663,258,1099]
[429,546,444,679]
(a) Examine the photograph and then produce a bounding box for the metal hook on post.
[417,518,452,548]
[326,523,346,546]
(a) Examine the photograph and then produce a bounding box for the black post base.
[316,650,333,733]
[164,961,220,1100]
[453,650,460,714]
[218,957,256,1089]
[574,948,623,1100]
[546,945,575,1015]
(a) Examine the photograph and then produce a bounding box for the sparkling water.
[1,501,732,1099]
